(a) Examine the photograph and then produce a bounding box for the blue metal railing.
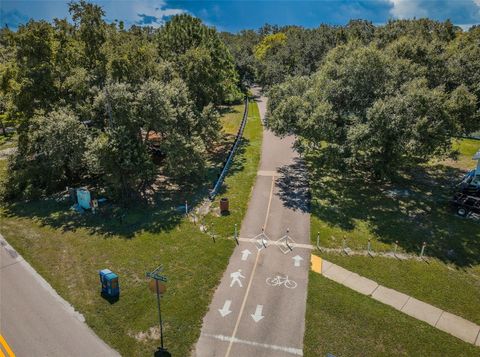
[209,97,249,199]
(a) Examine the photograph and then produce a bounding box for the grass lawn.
[304,272,479,356]
[0,160,6,181]
[309,138,480,325]
[0,100,262,356]
[0,133,17,151]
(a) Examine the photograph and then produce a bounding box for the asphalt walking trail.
[0,234,119,357]
[194,87,311,356]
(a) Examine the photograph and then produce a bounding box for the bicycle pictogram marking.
[266,274,297,289]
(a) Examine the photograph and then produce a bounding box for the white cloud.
[1,0,188,29]
[388,0,428,18]
[101,0,186,28]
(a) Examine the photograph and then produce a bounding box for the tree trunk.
[0,118,6,136]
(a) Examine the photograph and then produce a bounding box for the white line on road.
[203,333,303,356]
[218,300,232,317]
[251,305,264,322]
[238,237,314,250]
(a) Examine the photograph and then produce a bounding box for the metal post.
[234,223,238,244]
[155,280,165,351]
[185,200,188,215]
[394,240,398,257]
[316,232,321,251]
[420,242,426,259]
[285,228,291,250]
[367,238,372,257]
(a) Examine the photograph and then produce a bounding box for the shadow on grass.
[153,348,171,357]
[100,292,119,304]
[206,137,249,198]
[309,161,480,267]
[2,135,250,240]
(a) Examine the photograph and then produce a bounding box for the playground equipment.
[457,149,480,194]
[453,149,480,217]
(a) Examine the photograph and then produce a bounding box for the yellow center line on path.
[0,335,15,357]
[225,174,276,357]
[225,250,261,357]
[263,176,276,232]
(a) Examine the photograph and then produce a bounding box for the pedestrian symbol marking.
[266,274,297,289]
[241,249,252,261]
[218,300,232,317]
[292,255,303,267]
[230,269,246,287]
[251,305,264,322]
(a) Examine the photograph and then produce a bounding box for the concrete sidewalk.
[311,255,480,347]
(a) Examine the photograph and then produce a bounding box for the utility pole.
[146,265,168,354]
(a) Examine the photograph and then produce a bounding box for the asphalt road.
[0,235,119,357]
[194,87,311,356]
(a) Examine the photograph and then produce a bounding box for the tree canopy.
[266,40,479,178]
[1,8,479,199]
[0,4,240,203]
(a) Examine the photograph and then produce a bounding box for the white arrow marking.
[292,255,303,267]
[241,249,252,261]
[218,300,232,317]
[251,304,264,322]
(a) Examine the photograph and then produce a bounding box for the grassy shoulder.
[0,100,262,356]
[0,133,17,151]
[309,138,480,325]
[304,272,479,356]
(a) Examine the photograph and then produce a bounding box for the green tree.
[4,108,88,199]
[267,44,479,178]
[12,20,56,119]
[157,14,241,108]
[88,82,156,202]
[446,27,480,104]
[69,0,107,82]
[135,77,218,180]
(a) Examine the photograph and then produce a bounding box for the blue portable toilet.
[77,188,91,210]
[99,269,120,297]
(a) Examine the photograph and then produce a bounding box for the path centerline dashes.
[225,176,276,357]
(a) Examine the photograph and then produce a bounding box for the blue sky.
[2,0,480,32]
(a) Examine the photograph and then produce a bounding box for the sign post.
[146,265,168,354]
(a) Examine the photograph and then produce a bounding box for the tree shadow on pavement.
[276,157,311,213]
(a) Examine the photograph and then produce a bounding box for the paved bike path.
[194,88,310,356]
